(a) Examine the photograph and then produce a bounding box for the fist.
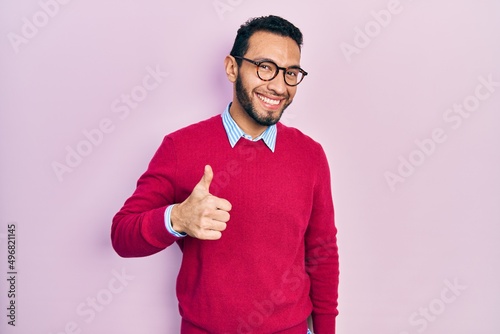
[170,165,232,240]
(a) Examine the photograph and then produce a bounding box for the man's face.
[235,31,301,126]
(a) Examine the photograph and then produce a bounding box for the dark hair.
[229,15,303,64]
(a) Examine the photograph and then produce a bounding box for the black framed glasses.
[233,56,308,86]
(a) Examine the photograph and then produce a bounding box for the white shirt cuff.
[164,205,187,238]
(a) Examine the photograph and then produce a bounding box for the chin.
[253,109,285,126]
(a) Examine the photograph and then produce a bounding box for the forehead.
[244,30,301,66]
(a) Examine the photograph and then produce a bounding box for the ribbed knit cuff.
[312,314,336,334]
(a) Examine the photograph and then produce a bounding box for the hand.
[171,165,232,240]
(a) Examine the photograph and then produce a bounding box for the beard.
[235,74,292,126]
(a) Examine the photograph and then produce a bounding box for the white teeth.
[258,94,280,105]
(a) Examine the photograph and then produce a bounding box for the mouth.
[256,93,283,109]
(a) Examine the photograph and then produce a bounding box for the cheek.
[241,67,260,84]
[240,76,261,96]
[287,88,297,100]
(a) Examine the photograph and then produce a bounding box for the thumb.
[198,165,213,192]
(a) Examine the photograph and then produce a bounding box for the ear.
[224,55,238,83]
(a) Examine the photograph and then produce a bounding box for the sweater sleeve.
[111,136,181,257]
[305,144,339,334]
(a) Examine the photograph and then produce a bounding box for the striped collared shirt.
[222,103,277,152]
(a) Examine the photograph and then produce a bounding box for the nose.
[267,69,288,95]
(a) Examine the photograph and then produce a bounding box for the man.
[112,15,339,334]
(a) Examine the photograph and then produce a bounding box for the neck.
[229,101,268,139]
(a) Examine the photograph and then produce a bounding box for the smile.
[257,93,281,106]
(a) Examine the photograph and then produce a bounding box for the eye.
[286,69,299,77]
[259,62,275,72]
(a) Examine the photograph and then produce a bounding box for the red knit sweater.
[112,115,339,334]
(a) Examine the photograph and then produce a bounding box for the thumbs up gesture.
[170,165,232,240]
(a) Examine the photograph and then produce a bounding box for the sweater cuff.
[312,314,336,334]
[164,205,187,238]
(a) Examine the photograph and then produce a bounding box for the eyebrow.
[254,57,302,69]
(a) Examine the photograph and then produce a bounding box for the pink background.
[1,1,499,333]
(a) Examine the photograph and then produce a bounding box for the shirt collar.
[222,103,277,152]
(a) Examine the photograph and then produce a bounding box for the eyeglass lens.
[257,61,304,86]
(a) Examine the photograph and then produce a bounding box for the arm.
[111,137,232,257]
[111,136,180,257]
[305,146,339,334]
